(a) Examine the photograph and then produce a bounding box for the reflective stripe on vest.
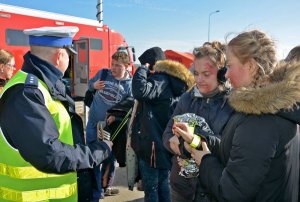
[0,183,77,202]
[0,71,77,201]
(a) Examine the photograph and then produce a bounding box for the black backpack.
[84,69,108,107]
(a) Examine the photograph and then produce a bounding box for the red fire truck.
[164,50,194,69]
[0,3,135,98]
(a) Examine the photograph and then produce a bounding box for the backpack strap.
[100,68,109,80]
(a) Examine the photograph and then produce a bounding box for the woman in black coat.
[131,60,194,202]
[174,30,299,202]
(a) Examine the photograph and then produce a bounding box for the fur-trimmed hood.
[229,62,300,115]
[153,60,195,90]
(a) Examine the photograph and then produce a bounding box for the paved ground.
[100,166,144,202]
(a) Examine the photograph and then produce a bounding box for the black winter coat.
[199,62,299,202]
[131,61,194,169]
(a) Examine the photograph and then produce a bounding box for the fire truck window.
[79,43,86,49]
[6,29,29,46]
[90,38,102,50]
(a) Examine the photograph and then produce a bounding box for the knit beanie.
[138,47,166,69]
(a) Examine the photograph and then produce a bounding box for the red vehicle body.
[164,50,194,68]
[0,3,135,98]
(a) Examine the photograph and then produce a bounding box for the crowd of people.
[0,25,299,202]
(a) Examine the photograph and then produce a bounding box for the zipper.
[150,141,156,168]
[116,80,120,103]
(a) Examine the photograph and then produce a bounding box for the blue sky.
[1,0,299,59]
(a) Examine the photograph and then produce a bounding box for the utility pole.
[208,10,220,42]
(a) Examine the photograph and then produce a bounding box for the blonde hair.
[285,45,300,63]
[193,41,228,89]
[0,49,14,65]
[193,41,226,69]
[112,51,130,65]
[227,30,277,87]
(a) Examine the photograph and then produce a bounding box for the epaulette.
[24,73,38,88]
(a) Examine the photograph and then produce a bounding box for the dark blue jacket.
[162,87,233,200]
[131,61,194,169]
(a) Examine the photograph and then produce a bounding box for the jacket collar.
[228,62,300,115]
[22,52,75,113]
[153,60,195,90]
[0,78,7,87]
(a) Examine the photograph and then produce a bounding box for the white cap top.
[24,26,79,38]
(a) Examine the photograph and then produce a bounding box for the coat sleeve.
[199,115,280,201]
[0,86,111,174]
[162,94,187,153]
[193,126,221,154]
[206,135,221,155]
[132,66,167,101]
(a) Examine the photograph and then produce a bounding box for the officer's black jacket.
[0,52,111,174]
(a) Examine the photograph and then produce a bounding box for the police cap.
[23,26,79,54]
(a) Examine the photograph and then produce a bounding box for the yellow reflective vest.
[0,71,77,202]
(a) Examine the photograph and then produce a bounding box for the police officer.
[0,26,112,202]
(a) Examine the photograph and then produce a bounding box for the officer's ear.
[54,48,64,67]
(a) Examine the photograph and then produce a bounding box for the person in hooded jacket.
[86,51,132,201]
[131,59,194,202]
[174,30,299,202]
[126,47,167,191]
[162,41,233,202]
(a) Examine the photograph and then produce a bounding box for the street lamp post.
[208,10,220,42]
